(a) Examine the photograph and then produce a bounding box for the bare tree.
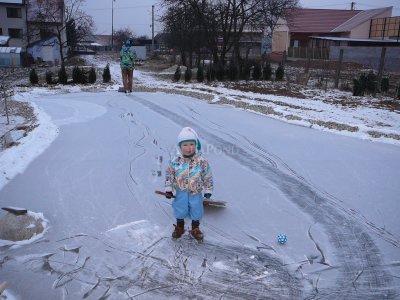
[113,27,135,50]
[161,0,298,65]
[27,0,94,64]
[161,3,206,67]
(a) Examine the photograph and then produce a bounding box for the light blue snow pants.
[172,189,204,220]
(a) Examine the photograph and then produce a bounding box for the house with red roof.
[271,6,398,58]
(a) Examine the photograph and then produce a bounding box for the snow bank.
[0,101,59,190]
[129,66,400,146]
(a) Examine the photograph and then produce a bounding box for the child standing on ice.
[165,127,213,241]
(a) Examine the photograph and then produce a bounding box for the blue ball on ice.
[277,234,287,245]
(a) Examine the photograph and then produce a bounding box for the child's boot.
[190,220,203,242]
[172,219,185,239]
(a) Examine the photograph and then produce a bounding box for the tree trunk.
[56,28,65,64]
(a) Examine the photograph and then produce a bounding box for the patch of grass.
[367,131,400,140]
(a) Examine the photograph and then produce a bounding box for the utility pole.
[151,4,155,52]
[111,0,115,51]
[351,2,355,10]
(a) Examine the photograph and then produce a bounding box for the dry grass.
[221,81,307,99]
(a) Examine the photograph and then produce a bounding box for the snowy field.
[131,64,400,146]
[0,59,399,299]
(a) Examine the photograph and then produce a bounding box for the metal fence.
[288,47,330,60]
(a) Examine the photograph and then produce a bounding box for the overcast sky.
[81,0,400,37]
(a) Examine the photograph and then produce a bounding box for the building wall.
[272,18,289,52]
[350,11,392,39]
[28,36,61,64]
[330,45,400,72]
[0,3,27,48]
[272,31,289,52]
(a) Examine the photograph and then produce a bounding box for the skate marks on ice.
[129,94,398,298]
[1,220,302,299]
[178,102,399,249]
[106,97,172,221]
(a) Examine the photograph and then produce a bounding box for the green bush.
[380,77,389,93]
[81,70,87,84]
[263,63,272,81]
[196,64,204,82]
[72,66,82,84]
[88,67,96,84]
[252,62,262,80]
[365,71,377,94]
[359,73,367,92]
[29,69,39,85]
[72,67,80,83]
[184,67,192,82]
[206,64,215,82]
[174,66,181,81]
[45,71,53,84]
[227,62,238,81]
[275,64,284,81]
[58,64,68,84]
[239,62,250,81]
[102,64,111,83]
[353,78,364,96]
[215,63,225,81]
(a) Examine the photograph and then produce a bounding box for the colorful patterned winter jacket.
[120,45,136,70]
[165,154,213,195]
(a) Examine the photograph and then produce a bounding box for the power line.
[87,4,151,11]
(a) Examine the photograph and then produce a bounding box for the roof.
[287,8,361,33]
[0,35,10,46]
[332,7,393,32]
[0,47,22,54]
[93,35,112,46]
[27,35,58,47]
[311,36,400,43]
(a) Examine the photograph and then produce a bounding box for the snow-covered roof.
[0,47,22,54]
[0,35,10,46]
[27,35,57,47]
[0,0,24,4]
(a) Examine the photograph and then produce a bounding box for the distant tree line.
[160,0,298,67]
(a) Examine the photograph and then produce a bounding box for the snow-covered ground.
[0,57,399,299]
[131,64,400,146]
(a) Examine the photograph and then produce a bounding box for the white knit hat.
[177,127,201,151]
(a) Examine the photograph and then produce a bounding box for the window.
[8,28,23,39]
[6,7,22,18]
[0,28,2,35]
[370,16,400,39]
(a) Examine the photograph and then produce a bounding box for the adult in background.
[120,38,136,93]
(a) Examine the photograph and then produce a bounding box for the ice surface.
[0,63,398,298]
